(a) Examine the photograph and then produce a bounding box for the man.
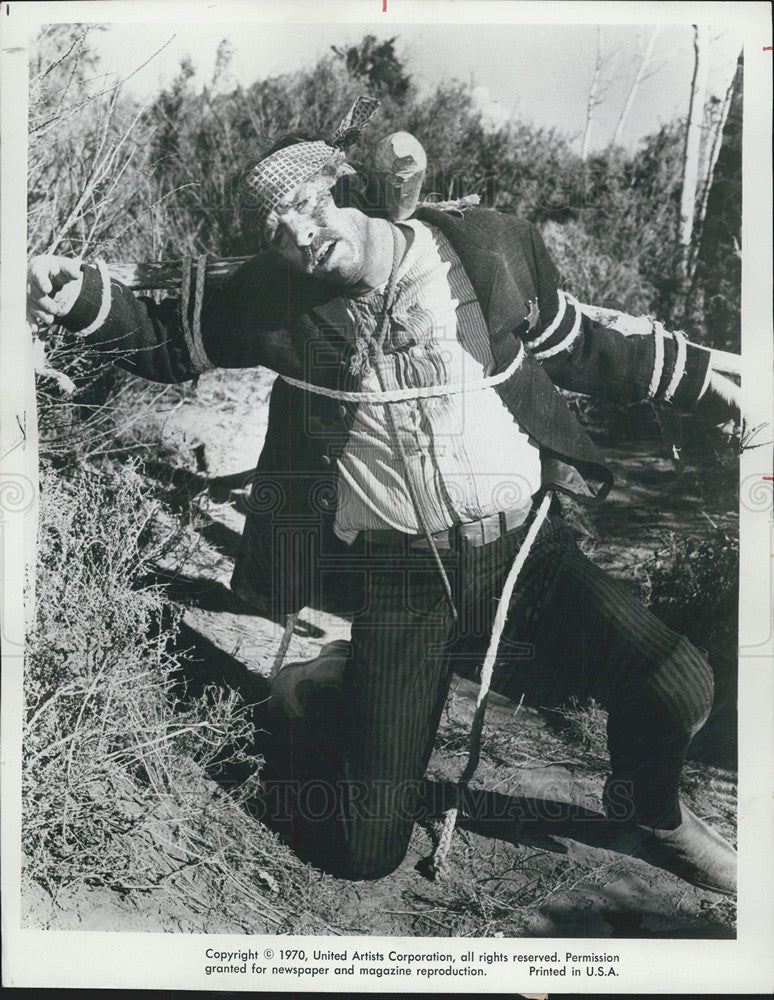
[27,124,739,893]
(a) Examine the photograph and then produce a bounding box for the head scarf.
[239,96,380,231]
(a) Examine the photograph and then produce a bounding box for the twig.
[61,665,112,838]
[48,94,153,254]
[105,723,228,761]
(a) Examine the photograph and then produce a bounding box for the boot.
[640,805,736,896]
[268,639,351,725]
[603,779,736,896]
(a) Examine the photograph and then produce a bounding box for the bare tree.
[695,52,741,247]
[612,27,660,147]
[683,50,742,325]
[581,26,605,163]
[678,24,710,262]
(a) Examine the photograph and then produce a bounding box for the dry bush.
[23,461,344,932]
[28,26,155,261]
[29,25,168,469]
[23,31,313,930]
[643,528,738,654]
[24,464,250,884]
[541,218,657,316]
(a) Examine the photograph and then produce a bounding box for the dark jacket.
[62,207,710,616]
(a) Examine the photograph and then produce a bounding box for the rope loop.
[280,343,526,403]
[180,253,213,372]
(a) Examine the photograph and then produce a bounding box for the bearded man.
[27,115,739,893]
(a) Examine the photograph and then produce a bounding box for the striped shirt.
[334,220,541,543]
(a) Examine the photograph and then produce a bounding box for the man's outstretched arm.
[520,222,740,419]
[26,253,298,384]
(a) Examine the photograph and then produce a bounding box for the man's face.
[263,173,370,287]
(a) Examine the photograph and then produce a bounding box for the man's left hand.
[696,370,743,425]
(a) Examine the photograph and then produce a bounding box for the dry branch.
[612,27,660,147]
[581,26,605,164]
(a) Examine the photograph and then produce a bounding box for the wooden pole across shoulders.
[103,257,741,377]
[107,256,252,290]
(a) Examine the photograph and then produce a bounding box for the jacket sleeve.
[58,255,296,384]
[520,222,712,409]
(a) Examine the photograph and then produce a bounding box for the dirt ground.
[25,369,738,938]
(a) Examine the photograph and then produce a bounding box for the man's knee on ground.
[337,778,421,880]
[338,815,412,880]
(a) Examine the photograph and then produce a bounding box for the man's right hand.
[27,255,84,330]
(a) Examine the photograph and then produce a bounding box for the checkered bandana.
[239,97,381,232]
[239,141,340,231]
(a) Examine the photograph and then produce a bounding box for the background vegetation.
[24,26,742,932]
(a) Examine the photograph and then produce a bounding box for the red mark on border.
[763,476,773,481]
[764,46,772,51]
[383,0,387,10]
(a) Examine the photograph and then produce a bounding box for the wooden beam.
[578,301,741,376]
[107,257,252,290]
[103,259,742,376]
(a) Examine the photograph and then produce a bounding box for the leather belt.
[366,505,531,552]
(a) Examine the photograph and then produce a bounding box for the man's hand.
[695,370,770,450]
[27,255,84,330]
[699,370,742,423]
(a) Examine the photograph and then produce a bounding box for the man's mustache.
[300,232,338,271]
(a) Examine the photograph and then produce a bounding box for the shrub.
[541,218,657,315]
[643,528,738,650]
[23,461,261,893]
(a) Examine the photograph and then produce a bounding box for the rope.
[77,257,112,336]
[526,289,568,349]
[532,303,582,361]
[179,254,213,372]
[663,329,688,403]
[279,343,525,403]
[429,489,554,879]
[270,612,299,680]
[192,253,209,367]
[647,321,666,399]
[180,254,195,360]
[372,225,458,622]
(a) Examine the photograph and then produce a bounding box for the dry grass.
[21,460,348,934]
[541,697,609,769]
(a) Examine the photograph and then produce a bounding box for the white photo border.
[2,0,772,991]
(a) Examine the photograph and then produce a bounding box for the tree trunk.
[581,26,604,164]
[682,50,741,325]
[678,25,710,259]
[612,27,659,147]
[695,51,740,256]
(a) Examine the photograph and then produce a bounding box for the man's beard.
[300,232,341,274]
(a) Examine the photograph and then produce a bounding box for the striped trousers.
[264,501,714,880]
